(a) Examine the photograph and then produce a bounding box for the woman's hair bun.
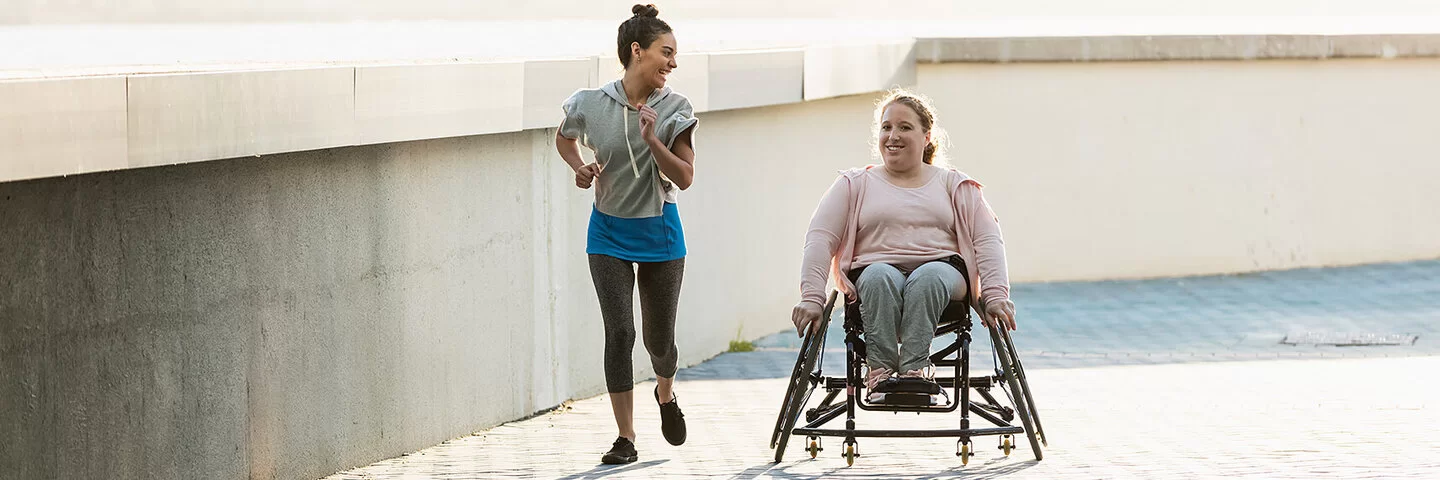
[631,4,659,17]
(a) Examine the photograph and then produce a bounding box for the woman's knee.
[856,263,905,295]
[641,327,674,355]
[906,262,962,294]
[606,323,637,349]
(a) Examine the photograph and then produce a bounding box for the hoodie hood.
[559,79,697,219]
[601,79,673,109]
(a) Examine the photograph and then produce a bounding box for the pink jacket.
[799,165,1011,312]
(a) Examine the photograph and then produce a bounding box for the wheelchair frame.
[770,290,1047,465]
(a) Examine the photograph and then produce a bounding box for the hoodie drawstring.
[622,109,641,179]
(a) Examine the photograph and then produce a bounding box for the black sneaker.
[601,436,637,464]
[655,386,687,446]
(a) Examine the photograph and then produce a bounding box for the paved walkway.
[326,260,1440,479]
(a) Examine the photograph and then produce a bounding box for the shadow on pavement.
[734,458,1037,479]
[554,459,670,479]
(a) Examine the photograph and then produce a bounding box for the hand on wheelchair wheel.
[983,298,1017,331]
[791,301,823,338]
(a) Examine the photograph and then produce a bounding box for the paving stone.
[326,260,1440,479]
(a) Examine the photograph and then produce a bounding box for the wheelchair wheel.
[989,325,1043,461]
[771,291,836,462]
[1001,327,1047,446]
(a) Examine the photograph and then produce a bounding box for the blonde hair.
[874,88,947,166]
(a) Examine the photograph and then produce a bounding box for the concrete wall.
[0,132,539,479]
[916,58,1440,282]
[0,94,876,479]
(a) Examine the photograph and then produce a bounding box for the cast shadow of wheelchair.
[735,455,1036,479]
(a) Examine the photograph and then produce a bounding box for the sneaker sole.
[601,453,637,464]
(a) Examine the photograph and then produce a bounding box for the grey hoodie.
[560,79,699,219]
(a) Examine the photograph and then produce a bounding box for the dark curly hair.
[617,4,673,69]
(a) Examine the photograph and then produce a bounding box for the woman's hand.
[574,162,603,189]
[638,105,659,144]
[983,298,1017,331]
[791,301,823,338]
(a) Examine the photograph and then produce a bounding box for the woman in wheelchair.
[791,89,1017,404]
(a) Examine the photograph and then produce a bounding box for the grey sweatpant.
[589,254,684,393]
[856,262,964,373]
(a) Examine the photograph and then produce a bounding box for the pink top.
[853,169,961,270]
[799,165,1011,312]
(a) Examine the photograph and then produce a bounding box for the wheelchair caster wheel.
[844,444,856,467]
[1001,435,1013,456]
[808,439,820,459]
[957,442,970,465]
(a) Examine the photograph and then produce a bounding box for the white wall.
[918,58,1440,282]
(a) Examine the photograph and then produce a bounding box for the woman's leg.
[637,257,686,445]
[589,254,638,440]
[636,257,684,400]
[898,261,964,374]
[856,263,906,373]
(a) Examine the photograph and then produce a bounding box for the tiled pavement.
[326,260,1440,479]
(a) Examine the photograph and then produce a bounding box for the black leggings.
[588,254,684,393]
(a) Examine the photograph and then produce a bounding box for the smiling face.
[629,32,677,90]
[877,102,931,170]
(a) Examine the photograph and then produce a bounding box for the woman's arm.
[639,106,695,190]
[799,176,852,308]
[960,184,1016,329]
[792,175,851,335]
[555,130,586,172]
[557,129,602,189]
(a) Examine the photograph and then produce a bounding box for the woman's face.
[878,102,930,169]
[630,32,678,90]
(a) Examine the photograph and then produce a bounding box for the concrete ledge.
[357,62,525,144]
[8,31,1440,183]
[522,58,600,130]
[666,53,711,113]
[127,68,356,167]
[0,78,126,180]
[916,34,1440,63]
[707,49,805,111]
[804,40,917,101]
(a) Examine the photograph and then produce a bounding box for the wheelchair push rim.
[771,291,836,462]
[988,324,1043,461]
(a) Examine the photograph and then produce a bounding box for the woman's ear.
[631,42,643,64]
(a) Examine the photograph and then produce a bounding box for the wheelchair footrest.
[871,392,937,406]
[873,378,942,395]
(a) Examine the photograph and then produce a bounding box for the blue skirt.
[587,202,687,263]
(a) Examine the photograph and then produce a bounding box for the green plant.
[727,324,755,352]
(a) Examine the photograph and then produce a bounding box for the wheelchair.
[769,285,1047,466]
